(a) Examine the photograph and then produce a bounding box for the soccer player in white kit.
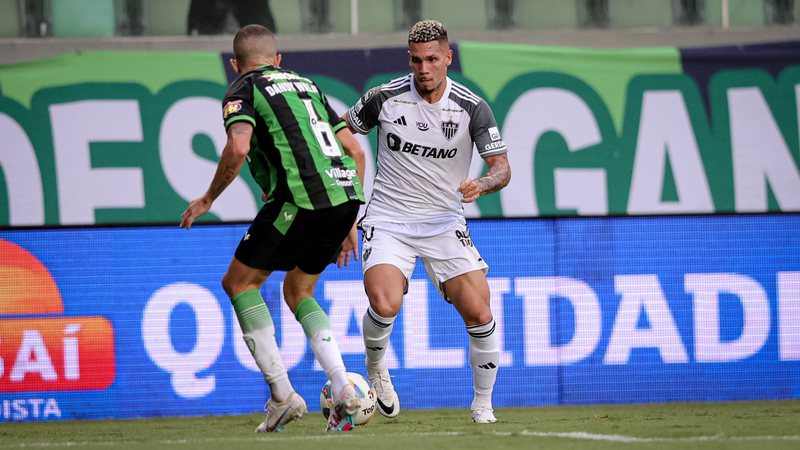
[343,19,511,424]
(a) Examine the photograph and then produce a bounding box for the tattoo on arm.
[208,163,238,200]
[476,154,511,195]
[206,121,251,200]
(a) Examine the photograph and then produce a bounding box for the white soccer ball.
[320,372,376,426]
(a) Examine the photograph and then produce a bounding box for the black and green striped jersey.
[222,65,364,210]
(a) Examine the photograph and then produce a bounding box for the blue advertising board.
[1,214,798,421]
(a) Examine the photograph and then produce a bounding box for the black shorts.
[234,200,360,274]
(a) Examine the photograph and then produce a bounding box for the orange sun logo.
[0,239,115,392]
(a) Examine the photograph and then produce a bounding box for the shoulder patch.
[223,100,243,119]
[364,86,381,102]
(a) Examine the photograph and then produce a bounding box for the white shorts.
[360,223,489,300]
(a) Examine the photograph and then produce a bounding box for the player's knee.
[366,290,402,317]
[372,302,400,318]
[221,271,251,299]
[476,311,494,326]
[221,274,236,299]
[282,286,313,307]
[461,304,493,327]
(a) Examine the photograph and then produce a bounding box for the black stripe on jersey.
[450,83,481,105]
[265,89,332,210]
[448,91,479,113]
[451,80,481,100]
[297,91,358,201]
[252,109,292,202]
[382,75,409,91]
[380,81,412,103]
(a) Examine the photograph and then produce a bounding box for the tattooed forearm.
[476,154,511,195]
[208,163,239,200]
[204,122,251,201]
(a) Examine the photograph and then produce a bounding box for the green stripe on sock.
[231,289,273,333]
[294,297,331,336]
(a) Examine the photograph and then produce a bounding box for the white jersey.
[347,74,507,235]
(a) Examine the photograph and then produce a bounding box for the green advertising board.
[1,42,798,226]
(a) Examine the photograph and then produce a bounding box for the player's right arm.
[180,121,253,230]
[182,76,257,230]
[343,85,383,135]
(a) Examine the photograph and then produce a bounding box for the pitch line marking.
[518,431,800,443]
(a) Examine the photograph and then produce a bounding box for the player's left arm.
[458,153,510,203]
[334,126,366,268]
[458,99,511,203]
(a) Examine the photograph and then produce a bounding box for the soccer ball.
[320,372,376,426]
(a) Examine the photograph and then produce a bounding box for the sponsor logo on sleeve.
[488,126,501,141]
[353,98,364,114]
[222,100,243,119]
[484,141,506,152]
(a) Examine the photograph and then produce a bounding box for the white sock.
[244,325,293,403]
[231,290,294,403]
[308,328,349,397]
[295,297,349,398]
[362,306,395,370]
[467,319,499,410]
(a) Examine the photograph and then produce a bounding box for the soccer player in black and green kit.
[180,24,365,433]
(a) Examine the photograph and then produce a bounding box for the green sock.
[232,289,274,333]
[294,296,331,333]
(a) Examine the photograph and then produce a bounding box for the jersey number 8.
[302,98,341,158]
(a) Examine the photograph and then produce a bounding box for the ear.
[446,49,453,66]
[229,58,240,74]
[275,53,282,66]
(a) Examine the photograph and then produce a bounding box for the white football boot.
[326,384,360,431]
[255,392,307,433]
[471,407,498,424]
[366,359,400,418]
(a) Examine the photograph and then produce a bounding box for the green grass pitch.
[2,400,799,450]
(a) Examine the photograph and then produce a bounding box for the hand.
[180,195,212,230]
[336,225,359,268]
[261,191,268,203]
[457,179,481,203]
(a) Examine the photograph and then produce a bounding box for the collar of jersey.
[410,74,452,109]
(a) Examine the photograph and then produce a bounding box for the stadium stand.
[0,0,798,64]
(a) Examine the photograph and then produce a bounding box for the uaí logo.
[0,239,116,418]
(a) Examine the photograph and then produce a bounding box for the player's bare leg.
[362,264,405,417]
[445,270,499,424]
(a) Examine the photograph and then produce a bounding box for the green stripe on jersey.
[253,87,314,208]
[225,115,256,129]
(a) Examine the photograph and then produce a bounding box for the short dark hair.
[408,20,448,45]
[233,24,276,64]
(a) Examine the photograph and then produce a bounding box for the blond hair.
[408,20,448,44]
